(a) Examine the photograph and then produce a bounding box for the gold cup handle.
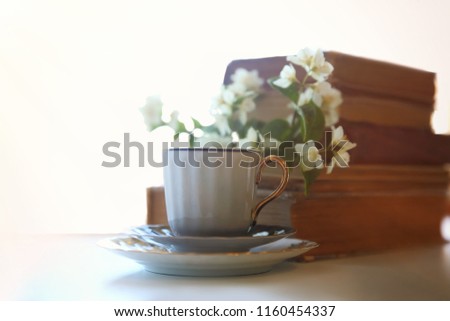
[250,155,290,228]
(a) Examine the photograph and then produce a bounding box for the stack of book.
[223,52,450,259]
[224,52,450,165]
[325,51,435,130]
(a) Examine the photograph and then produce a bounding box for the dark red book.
[224,52,436,106]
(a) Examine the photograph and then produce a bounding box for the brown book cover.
[339,95,432,129]
[244,86,450,165]
[341,120,450,165]
[247,94,449,165]
[224,52,436,105]
[293,165,449,258]
[326,51,436,105]
[293,193,447,258]
[223,54,449,165]
[248,89,433,130]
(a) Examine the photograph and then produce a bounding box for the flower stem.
[301,72,311,86]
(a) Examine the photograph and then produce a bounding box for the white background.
[1,0,450,234]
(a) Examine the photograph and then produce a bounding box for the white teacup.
[163,148,289,236]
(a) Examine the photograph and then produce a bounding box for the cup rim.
[165,147,261,153]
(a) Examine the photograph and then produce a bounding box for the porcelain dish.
[98,236,319,277]
[128,224,296,253]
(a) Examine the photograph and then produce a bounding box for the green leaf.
[192,118,203,129]
[260,119,291,142]
[268,77,300,103]
[247,119,266,132]
[188,133,195,147]
[297,102,325,142]
[176,121,187,134]
[228,117,245,134]
[202,124,220,134]
[236,119,266,138]
[302,168,322,196]
[173,132,180,141]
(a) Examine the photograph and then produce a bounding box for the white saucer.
[128,224,296,253]
[97,236,319,277]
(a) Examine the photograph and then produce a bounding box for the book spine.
[340,120,450,165]
[225,53,436,105]
[325,51,436,105]
[248,91,434,129]
[339,95,433,129]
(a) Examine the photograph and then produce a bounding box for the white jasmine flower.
[298,87,322,107]
[287,101,299,111]
[140,95,163,131]
[236,97,256,124]
[211,86,236,111]
[288,48,334,81]
[327,126,357,174]
[327,151,350,174]
[210,102,232,118]
[295,140,324,172]
[315,82,342,109]
[221,87,237,105]
[239,127,260,149]
[167,110,180,130]
[314,82,342,126]
[230,68,264,93]
[322,107,339,127]
[330,125,345,145]
[213,114,231,136]
[310,51,334,81]
[288,47,316,69]
[227,82,247,96]
[330,126,357,155]
[273,64,298,88]
[210,87,234,117]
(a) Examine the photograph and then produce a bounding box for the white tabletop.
[1,234,450,300]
